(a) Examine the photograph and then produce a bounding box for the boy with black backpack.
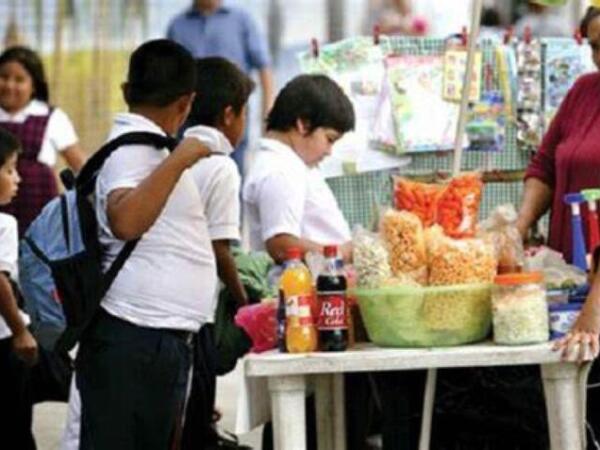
[74,40,221,450]
[0,129,37,450]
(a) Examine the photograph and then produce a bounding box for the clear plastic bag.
[478,204,525,274]
[353,225,392,288]
[436,172,483,239]
[426,225,497,285]
[393,176,442,227]
[380,209,428,284]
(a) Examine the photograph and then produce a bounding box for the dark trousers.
[76,311,192,450]
[0,337,36,450]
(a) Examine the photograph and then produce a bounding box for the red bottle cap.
[286,247,303,260]
[323,245,338,258]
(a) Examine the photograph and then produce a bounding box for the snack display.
[478,204,525,273]
[436,172,483,238]
[353,283,492,347]
[492,273,549,345]
[380,209,427,283]
[393,177,441,227]
[353,226,392,288]
[426,225,497,285]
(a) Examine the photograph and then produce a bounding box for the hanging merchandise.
[298,37,410,177]
[385,54,462,153]
[443,48,483,102]
[515,36,543,152]
[543,39,590,129]
[495,44,518,121]
[465,91,506,152]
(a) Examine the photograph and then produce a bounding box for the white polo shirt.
[0,100,79,167]
[243,137,351,251]
[95,113,218,331]
[0,213,29,339]
[188,126,240,242]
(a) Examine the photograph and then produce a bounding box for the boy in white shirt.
[0,128,37,449]
[243,74,355,263]
[181,57,255,448]
[75,40,216,450]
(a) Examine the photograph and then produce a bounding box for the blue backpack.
[19,132,177,352]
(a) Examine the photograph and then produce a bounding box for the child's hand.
[174,137,212,168]
[11,329,38,367]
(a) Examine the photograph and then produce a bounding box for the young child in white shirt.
[181,56,255,448]
[0,128,38,449]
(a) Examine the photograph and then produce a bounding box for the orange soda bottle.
[280,247,318,353]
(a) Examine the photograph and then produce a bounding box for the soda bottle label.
[317,292,347,330]
[286,294,314,325]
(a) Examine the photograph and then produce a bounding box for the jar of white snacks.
[492,272,549,345]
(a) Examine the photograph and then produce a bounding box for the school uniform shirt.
[95,113,218,331]
[0,213,29,339]
[187,126,241,242]
[0,100,78,167]
[243,137,351,251]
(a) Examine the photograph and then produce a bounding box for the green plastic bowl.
[353,283,492,347]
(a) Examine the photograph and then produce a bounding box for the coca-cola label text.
[318,292,347,330]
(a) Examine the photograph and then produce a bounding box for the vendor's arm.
[213,240,248,307]
[554,269,600,362]
[0,273,37,366]
[516,178,553,240]
[517,72,581,240]
[107,138,211,240]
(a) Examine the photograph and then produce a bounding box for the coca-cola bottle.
[317,245,348,351]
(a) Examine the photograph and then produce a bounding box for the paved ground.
[33,363,263,450]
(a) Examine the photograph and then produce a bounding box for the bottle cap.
[286,247,303,260]
[323,245,338,258]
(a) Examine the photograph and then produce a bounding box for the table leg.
[315,375,334,450]
[419,368,437,450]
[332,373,346,450]
[315,374,347,450]
[269,375,307,450]
[541,363,589,450]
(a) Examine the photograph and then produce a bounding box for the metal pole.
[452,0,485,176]
[327,0,346,42]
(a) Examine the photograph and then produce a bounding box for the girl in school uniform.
[0,46,85,236]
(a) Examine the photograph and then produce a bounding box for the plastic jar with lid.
[492,272,549,345]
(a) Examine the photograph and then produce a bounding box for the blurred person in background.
[513,0,571,37]
[167,0,275,176]
[0,46,85,236]
[363,0,428,36]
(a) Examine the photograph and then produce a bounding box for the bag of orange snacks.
[394,172,483,239]
[436,172,483,239]
[393,177,442,227]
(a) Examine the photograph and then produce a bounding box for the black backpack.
[20,132,177,353]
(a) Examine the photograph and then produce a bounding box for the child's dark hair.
[123,39,196,107]
[266,74,355,134]
[187,57,255,127]
[580,6,600,38]
[0,46,49,102]
[0,128,20,166]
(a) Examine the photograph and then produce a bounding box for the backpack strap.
[76,131,178,196]
[75,131,178,290]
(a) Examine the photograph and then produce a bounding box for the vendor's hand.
[553,301,600,363]
[11,329,38,367]
[173,137,212,168]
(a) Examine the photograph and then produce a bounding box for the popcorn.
[380,210,427,284]
[426,225,497,286]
